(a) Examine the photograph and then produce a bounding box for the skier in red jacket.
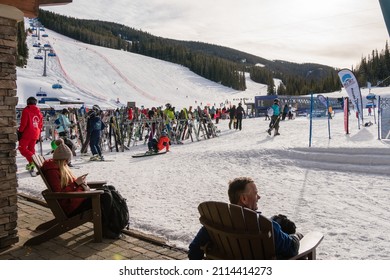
[18,96,43,171]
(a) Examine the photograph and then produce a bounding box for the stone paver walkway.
[0,196,188,260]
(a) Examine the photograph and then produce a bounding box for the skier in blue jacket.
[188,177,302,260]
[267,98,281,136]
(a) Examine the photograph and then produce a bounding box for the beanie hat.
[53,138,72,161]
[27,96,37,105]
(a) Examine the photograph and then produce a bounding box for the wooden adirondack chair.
[24,154,106,246]
[198,201,324,260]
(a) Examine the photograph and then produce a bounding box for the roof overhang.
[0,0,72,18]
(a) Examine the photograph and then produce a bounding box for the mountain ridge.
[36,9,341,95]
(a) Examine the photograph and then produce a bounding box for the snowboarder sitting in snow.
[147,130,171,154]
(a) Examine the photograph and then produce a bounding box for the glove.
[295,232,304,240]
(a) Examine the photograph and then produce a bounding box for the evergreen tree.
[17,21,28,67]
[37,9,344,94]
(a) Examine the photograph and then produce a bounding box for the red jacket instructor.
[18,96,43,168]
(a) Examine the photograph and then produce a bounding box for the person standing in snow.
[282,104,289,120]
[87,105,106,161]
[18,96,43,171]
[55,108,77,157]
[209,106,216,120]
[127,106,133,121]
[226,105,236,129]
[163,103,175,138]
[146,108,158,148]
[215,108,221,124]
[188,177,302,259]
[235,103,246,130]
[267,98,281,136]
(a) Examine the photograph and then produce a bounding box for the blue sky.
[43,0,389,69]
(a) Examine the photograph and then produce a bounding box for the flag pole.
[327,97,331,139]
[309,93,313,147]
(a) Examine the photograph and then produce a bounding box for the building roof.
[0,0,72,18]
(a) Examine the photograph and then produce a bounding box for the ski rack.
[36,106,222,156]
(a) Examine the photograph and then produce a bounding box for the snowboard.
[132,151,167,158]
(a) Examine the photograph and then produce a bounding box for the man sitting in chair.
[188,177,303,259]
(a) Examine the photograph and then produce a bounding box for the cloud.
[43,0,389,69]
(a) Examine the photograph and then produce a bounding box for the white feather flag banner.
[338,69,363,122]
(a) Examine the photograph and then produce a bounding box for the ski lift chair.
[24,154,107,246]
[198,201,324,260]
[52,83,62,89]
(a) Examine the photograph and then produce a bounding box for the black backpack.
[271,214,296,234]
[104,185,130,234]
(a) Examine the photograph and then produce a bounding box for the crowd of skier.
[18,97,296,174]
[17,97,288,173]
[17,99,240,168]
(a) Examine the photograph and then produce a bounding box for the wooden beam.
[39,0,72,6]
[0,0,72,18]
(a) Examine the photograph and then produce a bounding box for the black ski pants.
[269,115,280,130]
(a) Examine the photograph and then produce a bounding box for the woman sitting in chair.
[41,138,120,239]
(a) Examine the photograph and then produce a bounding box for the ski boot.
[26,162,35,171]
[26,162,37,176]
[90,154,100,161]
